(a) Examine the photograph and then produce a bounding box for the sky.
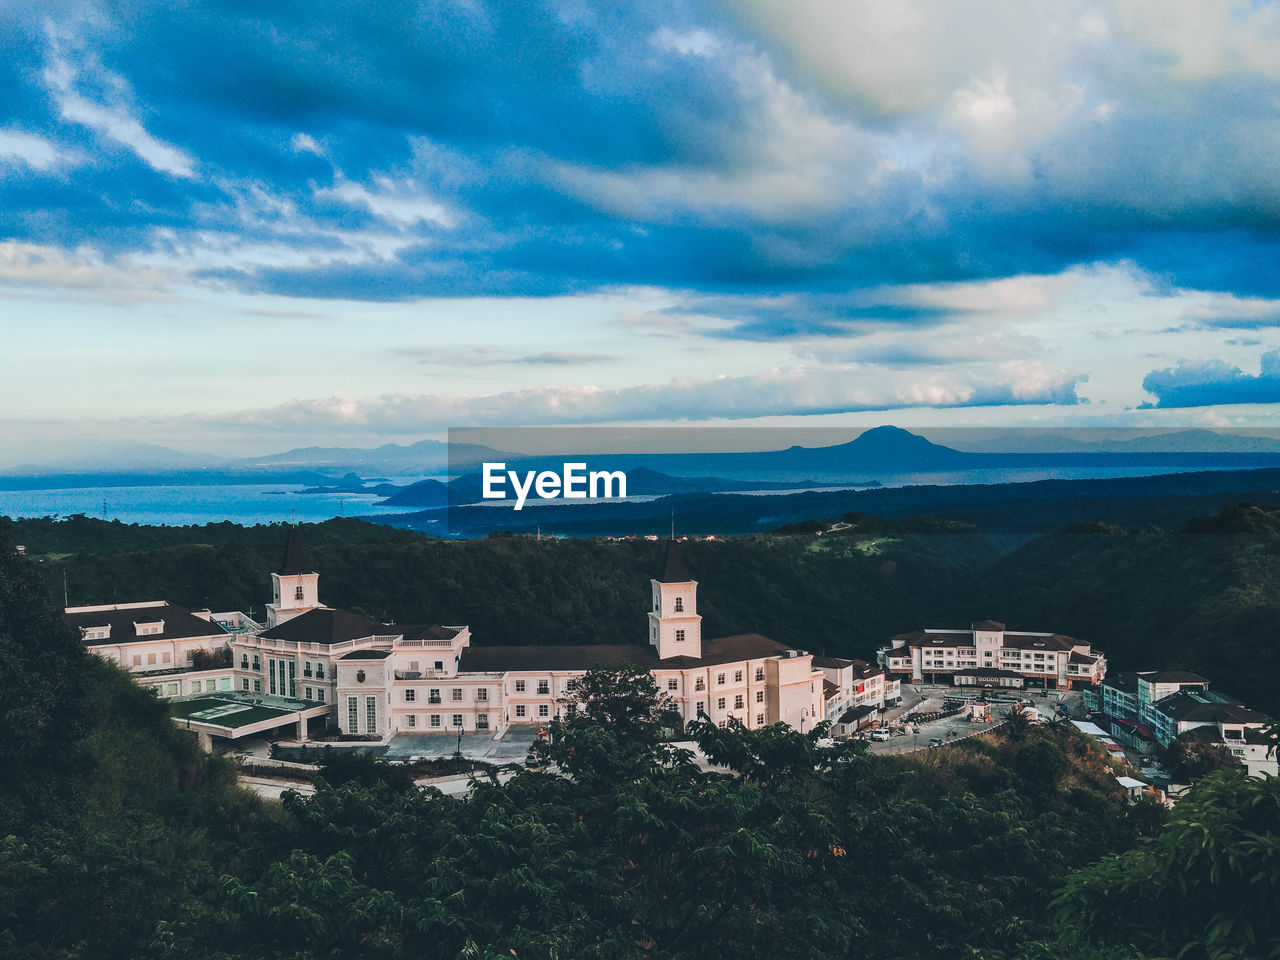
[3,0,1280,466]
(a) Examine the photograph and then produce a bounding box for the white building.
[63,600,239,699]
[69,532,901,745]
[1090,670,1276,778]
[879,620,1107,690]
[329,539,829,738]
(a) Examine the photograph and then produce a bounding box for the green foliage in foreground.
[2,518,1277,959]
[151,669,1149,960]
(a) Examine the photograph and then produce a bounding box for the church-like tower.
[266,528,321,627]
[648,539,702,659]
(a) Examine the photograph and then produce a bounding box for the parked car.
[869,729,891,742]
[928,737,944,748]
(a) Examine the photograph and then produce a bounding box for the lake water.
[0,463,1233,527]
[0,483,416,527]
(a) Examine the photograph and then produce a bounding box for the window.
[294,585,304,601]
[316,663,325,679]
[405,689,417,702]
[434,660,444,671]
[539,704,549,717]
[755,667,764,681]
[674,597,683,612]
[365,696,377,735]
[253,679,262,693]
[716,673,726,686]
[430,714,441,727]
[452,715,463,728]
[303,661,312,677]
[241,654,248,669]
[667,679,678,691]
[409,661,419,672]
[407,715,417,728]
[191,680,202,694]
[429,689,441,704]
[304,687,313,700]
[717,697,726,710]
[452,688,463,701]
[515,680,526,693]
[734,694,744,709]
[317,688,325,703]
[148,653,157,665]
[696,701,705,714]
[695,678,705,691]
[477,714,489,730]
[220,678,232,691]
[755,690,764,703]
[675,629,686,643]
[161,651,171,664]
[252,654,261,671]
[515,705,527,718]
[242,678,250,691]
[537,680,549,695]
[347,696,359,733]
[132,654,142,666]
[734,670,743,683]
[756,714,765,725]
[477,688,488,701]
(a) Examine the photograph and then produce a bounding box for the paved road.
[864,687,1085,756]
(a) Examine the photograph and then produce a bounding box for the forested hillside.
[11,514,994,659]
[12,502,1280,715]
[971,503,1280,714]
[4,516,1279,958]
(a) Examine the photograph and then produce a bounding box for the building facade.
[67,532,902,745]
[879,620,1107,690]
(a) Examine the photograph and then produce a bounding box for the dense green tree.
[1163,729,1245,782]
[1052,771,1280,960]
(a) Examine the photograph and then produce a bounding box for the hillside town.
[62,530,1276,791]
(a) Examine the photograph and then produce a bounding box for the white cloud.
[41,27,196,178]
[187,360,1086,437]
[0,129,71,171]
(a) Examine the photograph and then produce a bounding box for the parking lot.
[864,687,1085,755]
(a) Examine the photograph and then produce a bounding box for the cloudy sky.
[3,0,1280,464]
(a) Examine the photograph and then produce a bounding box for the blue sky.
[3,0,1280,464]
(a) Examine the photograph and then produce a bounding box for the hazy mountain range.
[7,426,1280,489]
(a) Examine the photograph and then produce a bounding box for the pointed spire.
[658,538,692,583]
[278,527,312,575]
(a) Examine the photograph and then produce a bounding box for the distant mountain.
[2,442,231,476]
[376,465,876,508]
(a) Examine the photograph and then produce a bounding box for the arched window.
[295,585,304,601]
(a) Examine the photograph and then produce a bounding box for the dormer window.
[83,626,111,641]
[133,621,164,636]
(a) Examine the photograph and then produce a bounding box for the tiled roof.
[812,655,856,669]
[1142,670,1210,685]
[658,539,693,583]
[64,602,230,646]
[459,633,797,672]
[258,608,384,646]
[971,620,1006,631]
[279,528,312,575]
[1156,692,1268,724]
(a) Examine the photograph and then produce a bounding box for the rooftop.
[459,633,798,673]
[258,608,385,646]
[63,601,230,646]
[279,527,313,576]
